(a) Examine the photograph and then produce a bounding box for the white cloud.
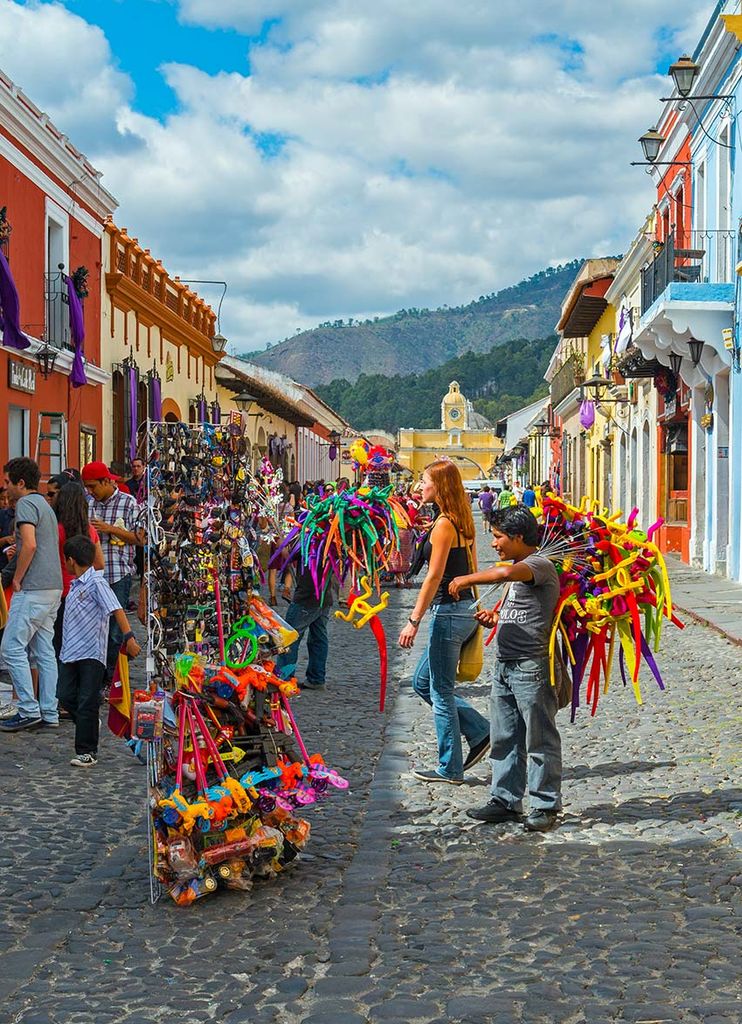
[0,0,718,354]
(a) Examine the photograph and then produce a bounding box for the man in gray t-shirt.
[448,504,563,832]
[0,458,63,732]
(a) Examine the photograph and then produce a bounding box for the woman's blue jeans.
[412,604,489,780]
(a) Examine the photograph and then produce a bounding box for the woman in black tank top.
[398,462,490,784]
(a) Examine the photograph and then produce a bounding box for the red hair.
[425,460,474,541]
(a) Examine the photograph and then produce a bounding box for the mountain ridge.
[248,260,582,385]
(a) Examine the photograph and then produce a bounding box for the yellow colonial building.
[397,381,503,481]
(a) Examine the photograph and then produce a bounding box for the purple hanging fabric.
[212,401,221,425]
[579,398,595,430]
[199,397,207,423]
[0,250,30,350]
[128,367,138,460]
[328,443,337,462]
[65,275,87,388]
[151,375,162,421]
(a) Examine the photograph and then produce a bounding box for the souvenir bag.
[456,540,483,683]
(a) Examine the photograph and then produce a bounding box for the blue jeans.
[106,575,132,682]
[412,604,489,780]
[489,656,562,811]
[1,588,62,722]
[275,601,330,684]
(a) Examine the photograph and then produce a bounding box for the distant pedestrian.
[0,457,63,732]
[81,461,143,685]
[53,483,105,656]
[275,562,335,690]
[522,485,537,508]
[58,535,141,767]
[478,485,494,532]
[498,484,515,508]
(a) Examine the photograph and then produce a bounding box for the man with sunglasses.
[81,461,144,685]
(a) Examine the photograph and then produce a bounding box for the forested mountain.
[316,335,555,433]
[249,261,581,385]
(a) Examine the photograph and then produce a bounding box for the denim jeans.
[275,601,330,684]
[58,658,107,754]
[412,604,489,780]
[489,656,562,811]
[105,575,132,682]
[0,588,62,722]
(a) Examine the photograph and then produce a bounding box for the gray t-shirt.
[495,553,559,662]
[15,492,63,592]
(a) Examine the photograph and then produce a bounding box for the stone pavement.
[0,536,740,1024]
[666,553,742,645]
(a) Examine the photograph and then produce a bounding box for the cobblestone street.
[1,532,740,1024]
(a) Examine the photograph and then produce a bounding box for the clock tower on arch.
[441,381,468,430]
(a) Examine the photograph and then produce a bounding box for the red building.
[0,70,117,475]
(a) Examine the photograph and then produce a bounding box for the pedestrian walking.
[58,535,141,767]
[81,461,143,685]
[498,482,515,508]
[398,460,489,785]
[478,484,495,532]
[522,484,537,508]
[53,483,105,656]
[0,457,63,732]
[448,504,562,831]
[126,457,147,583]
[275,562,334,690]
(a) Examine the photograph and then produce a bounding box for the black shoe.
[300,680,326,690]
[524,809,558,832]
[0,712,43,732]
[413,768,464,786]
[463,735,490,771]
[466,799,521,823]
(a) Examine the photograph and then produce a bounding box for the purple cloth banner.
[199,397,207,423]
[65,275,87,387]
[151,375,162,421]
[0,250,30,350]
[129,367,138,460]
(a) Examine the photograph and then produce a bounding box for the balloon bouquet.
[477,494,684,721]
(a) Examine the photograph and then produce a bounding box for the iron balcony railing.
[44,269,72,349]
[641,229,736,314]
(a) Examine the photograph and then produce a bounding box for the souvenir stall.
[111,421,403,907]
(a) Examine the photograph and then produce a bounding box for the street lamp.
[639,127,664,163]
[669,352,683,377]
[533,416,560,438]
[688,338,704,367]
[211,332,228,354]
[233,391,263,416]
[581,375,630,404]
[35,338,59,379]
[669,54,699,98]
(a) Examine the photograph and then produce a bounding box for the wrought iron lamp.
[669,352,683,377]
[581,375,630,404]
[36,337,59,379]
[688,338,704,367]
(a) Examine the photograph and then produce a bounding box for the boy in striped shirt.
[59,536,141,767]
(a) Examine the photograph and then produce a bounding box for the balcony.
[550,356,585,408]
[641,230,736,315]
[44,269,72,349]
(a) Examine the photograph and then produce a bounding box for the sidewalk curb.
[672,601,742,648]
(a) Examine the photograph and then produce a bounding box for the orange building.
[0,71,117,472]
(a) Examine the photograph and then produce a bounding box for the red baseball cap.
[81,461,121,482]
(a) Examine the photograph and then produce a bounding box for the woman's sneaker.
[70,752,98,768]
[0,702,18,720]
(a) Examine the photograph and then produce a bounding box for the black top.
[422,521,474,605]
[292,564,334,608]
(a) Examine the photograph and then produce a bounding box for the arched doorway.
[161,398,182,423]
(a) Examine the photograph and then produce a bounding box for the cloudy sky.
[0,0,714,350]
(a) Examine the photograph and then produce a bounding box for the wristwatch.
[122,630,136,644]
[408,615,421,628]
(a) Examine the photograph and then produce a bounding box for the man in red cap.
[81,461,143,685]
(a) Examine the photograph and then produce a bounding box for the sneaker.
[0,702,18,720]
[466,799,521,823]
[524,809,558,832]
[300,680,326,690]
[412,768,464,785]
[0,712,43,732]
[41,719,60,728]
[70,752,98,768]
[463,735,491,771]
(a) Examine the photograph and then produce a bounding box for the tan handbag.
[456,540,483,683]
